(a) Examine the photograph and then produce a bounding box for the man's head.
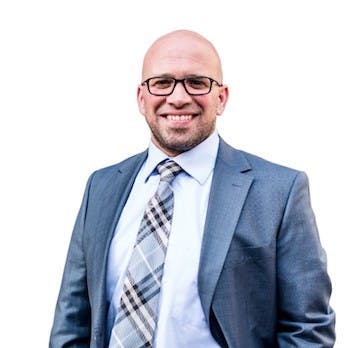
[137,30,229,156]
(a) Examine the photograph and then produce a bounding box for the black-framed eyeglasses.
[141,76,223,96]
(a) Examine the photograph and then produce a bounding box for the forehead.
[142,35,221,79]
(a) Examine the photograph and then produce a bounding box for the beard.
[146,117,216,155]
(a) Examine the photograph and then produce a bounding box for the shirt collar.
[143,131,220,185]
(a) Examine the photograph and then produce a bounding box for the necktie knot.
[157,160,182,183]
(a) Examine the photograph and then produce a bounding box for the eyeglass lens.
[148,77,212,95]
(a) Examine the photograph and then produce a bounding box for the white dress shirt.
[106,131,220,347]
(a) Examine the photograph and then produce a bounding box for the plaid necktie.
[109,160,182,348]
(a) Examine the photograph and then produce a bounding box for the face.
[137,31,229,156]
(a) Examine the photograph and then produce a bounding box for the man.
[50,30,335,347]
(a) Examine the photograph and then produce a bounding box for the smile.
[166,115,194,121]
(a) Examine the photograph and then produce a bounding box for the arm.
[276,172,335,347]
[49,174,94,347]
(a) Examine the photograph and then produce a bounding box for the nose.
[166,81,192,107]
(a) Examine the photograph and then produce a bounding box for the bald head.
[137,30,229,156]
[141,30,223,82]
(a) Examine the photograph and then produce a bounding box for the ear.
[137,85,146,116]
[216,84,229,115]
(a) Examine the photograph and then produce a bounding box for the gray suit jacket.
[50,139,335,347]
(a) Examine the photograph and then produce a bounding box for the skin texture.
[137,30,229,156]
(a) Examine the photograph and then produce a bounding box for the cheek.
[196,95,218,113]
[144,97,165,116]
[200,102,219,118]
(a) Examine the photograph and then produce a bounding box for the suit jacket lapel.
[98,150,148,259]
[89,150,148,329]
[198,139,254,322]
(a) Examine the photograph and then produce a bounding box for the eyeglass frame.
[141,75,223,96]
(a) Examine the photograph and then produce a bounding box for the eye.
[151,78,174,89]
[186,77,210,90]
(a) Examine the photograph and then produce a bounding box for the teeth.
[167,115,193,121]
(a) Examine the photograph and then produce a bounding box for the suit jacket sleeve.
[276,172,335,346]
[49,173,94,347]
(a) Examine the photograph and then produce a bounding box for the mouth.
[159,111,199,123]
[166,114,195,121]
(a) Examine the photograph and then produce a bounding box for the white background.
[0,1,359,346]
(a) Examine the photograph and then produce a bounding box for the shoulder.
[218,138,306,188]
[219,138,300,173]
[88,150,148,185]
[243,150,300,178]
